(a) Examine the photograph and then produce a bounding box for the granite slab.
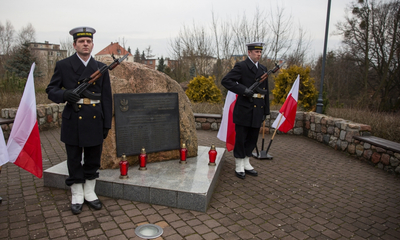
[44,146,225,212]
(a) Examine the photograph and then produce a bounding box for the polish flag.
[217,91,237,151]
[0,127,9,166]
[7,63,43,178]
[272,75,300,133]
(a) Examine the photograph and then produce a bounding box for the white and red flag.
[217,91,237,151]
[272,75,300,133]
[6,63,43,178]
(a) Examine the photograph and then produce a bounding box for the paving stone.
[0,128,399,239]
[192,224,212,234]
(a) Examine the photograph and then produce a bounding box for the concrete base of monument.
[43,146,225,212]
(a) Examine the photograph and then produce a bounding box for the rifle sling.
[255,87,269,95]
[82,90,101,100]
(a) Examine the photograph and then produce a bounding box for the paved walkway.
[0,128,399,240]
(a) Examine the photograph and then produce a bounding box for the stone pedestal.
[44,146,225,212]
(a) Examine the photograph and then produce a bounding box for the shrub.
[185,75,222,103]
[0,71,27,92]
[272,65,317,111]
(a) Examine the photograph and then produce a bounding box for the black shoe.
[71,203,83,215]
[235,171,245,179]
[245,169,258,176]
[85,199,102,210]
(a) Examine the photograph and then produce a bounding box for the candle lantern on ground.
[139,147,147,170]
[119,154,129,179]
[208,144,217,166]
[180,143,187,164]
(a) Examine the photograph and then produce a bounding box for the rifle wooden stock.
[249,63,284,92]
[88,70,102,84]
[69,53,129,112]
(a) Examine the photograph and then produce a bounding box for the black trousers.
[65,144,102,186]
[234,125,260,158]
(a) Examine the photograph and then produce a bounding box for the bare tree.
[230,9,271,58]
[60,37,75,57]
[336,0,372,92]
[285,24,312,66]
[145,45,155,59]
[336,0,400,111]
[169,37,188,82]
[17,23,35,45]
[211,11,231,87]
[0,20,15,55]
[117,37,127,51]
[267,5,294,62]
[168,5,311,86]
[168,22,215,82]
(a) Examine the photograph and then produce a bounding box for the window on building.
[150,61,153,64]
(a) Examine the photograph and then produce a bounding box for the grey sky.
[1,0,351,59]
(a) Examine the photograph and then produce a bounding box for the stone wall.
[2,105,399,174]
[194,113,221,131]
[194,111,400,175]
[1,103,65,139]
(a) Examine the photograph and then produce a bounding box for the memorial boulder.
[100,61,197,169]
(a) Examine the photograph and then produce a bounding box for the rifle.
[71,53,129,112]
[249,60,286,92]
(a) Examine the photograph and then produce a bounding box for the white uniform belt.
[76,98,100,104]
[252,93,265,99]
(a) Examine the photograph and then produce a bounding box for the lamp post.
[316,0,332,113]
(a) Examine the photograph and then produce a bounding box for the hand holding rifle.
[69,53,129,112]
[245,60,285,102]
[248,60,286,93]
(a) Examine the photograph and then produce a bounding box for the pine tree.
[140,51,146,61]
[157,57,166,72]
[134,48,140,62]
[5,43,36,79]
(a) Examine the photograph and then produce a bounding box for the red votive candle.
[208,144,217,166]
[180,143,187,164]
[119,154,129,179]
[139,147,147,170]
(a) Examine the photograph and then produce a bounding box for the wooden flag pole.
[252,118,273,160]
[261,120,266,150]
[0,166,2,204]
[253,120,265,157]
[265,112,284,154]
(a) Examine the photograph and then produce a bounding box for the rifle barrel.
[249,60,286,91]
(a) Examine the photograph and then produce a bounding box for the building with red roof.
[94,42,133,62]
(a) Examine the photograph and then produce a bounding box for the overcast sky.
[1,0,352,59]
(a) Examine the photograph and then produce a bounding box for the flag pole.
[261,120,266,150]
[265,112,285,155]
[253,120,264,158]
[252,119,273,160]
[0,166,2,204]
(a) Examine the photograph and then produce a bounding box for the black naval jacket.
[221,57,270,128]
[46,53,112,147]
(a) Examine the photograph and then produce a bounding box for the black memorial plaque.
[114,93,180,157]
